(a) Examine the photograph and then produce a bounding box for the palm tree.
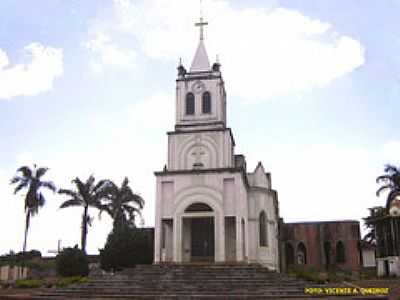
[10,164,56,252]
[58,175,109,253]
[376,164,400,210]
[100,177,144,229]
[363,206,386,244]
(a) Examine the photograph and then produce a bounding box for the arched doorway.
[324,241,331,268]
[183,202,215,262]
[285,242,295,269]
[336,241,346,263]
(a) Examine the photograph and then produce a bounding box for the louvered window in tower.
[202,91,211,113]
[186,93,195,115]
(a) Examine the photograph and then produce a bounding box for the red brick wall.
[281,221,361,272]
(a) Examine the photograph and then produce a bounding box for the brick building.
[280,220,361,272]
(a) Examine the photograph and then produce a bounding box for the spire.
[190,40,210,72]
[190,2,210,72]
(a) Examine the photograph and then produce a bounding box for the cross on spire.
[195,0,208,41]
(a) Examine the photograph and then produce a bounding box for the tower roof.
[190,40,210,72]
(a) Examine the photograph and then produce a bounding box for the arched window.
[241,218,246,259]
[297,242,307,265]
[336,241,346,263]
[202,91,211,114]
[185,93,195,115]
[259,211,268,246]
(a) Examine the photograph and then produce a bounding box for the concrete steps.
[9,264,388,299]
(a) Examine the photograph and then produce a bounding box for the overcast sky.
[0,0,399,255]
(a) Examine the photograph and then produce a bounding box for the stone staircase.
[11,264,389,299]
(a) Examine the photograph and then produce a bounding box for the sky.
[0,0,399,255]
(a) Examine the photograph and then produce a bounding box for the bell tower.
[154,6,280,269]
[166,16,235,171]
[175,15,226,132]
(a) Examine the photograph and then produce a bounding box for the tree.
[363,206,386,244]
[376,164,400,210]
[56,246,89,277]
[58,175,108,253]
[10,164,56,252]
[100,177,144,229]
[100,226,153,271]
[363,164,400,252]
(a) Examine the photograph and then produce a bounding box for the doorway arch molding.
[173,186,223,213]
[172,187,225,262]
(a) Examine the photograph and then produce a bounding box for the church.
[153,17,280,271]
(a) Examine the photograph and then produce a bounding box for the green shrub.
[55,276,88,288]
[360,268,376,280]
[0,250,42,268]
[15,279,43,289]
[100,226,153,271]
[289,265,326,284]
[327,271,341,282]
[25,259,55,271]
[16,250,42,260]
[56,247,89,277]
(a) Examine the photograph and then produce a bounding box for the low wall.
[0,265,29,281]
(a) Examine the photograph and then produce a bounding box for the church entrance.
[191,217,215,262]
[181,202,215,263]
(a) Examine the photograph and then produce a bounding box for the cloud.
[0,49,9,69]
[0,43,63,99]
[0,170,19,255]
[87,0,365,100]
[0,93,170,255]
[247,143,381,229]
[128,93,174,131]
[382,141,400,165]
[1,95,395,254]
[85,32,137,72]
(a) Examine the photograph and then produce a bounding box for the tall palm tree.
[10,164,56,252]
[58,175,109,253]
[376,164,400,210]
[100,177,144,229]
[363,206,386,244]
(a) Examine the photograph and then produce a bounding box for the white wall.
[377,257,400,277]
[362,249,376,268]
[168,130,234,170]
[0,266,28,281]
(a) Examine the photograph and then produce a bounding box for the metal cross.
[195,0,208,41]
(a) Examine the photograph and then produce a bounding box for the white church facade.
[154,18,280,270]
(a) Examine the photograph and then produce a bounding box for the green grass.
[288,265,356,284]
[288,265,326,284]
[2,276,88,289]
[55,276,88,288]
[15,279,43,289]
